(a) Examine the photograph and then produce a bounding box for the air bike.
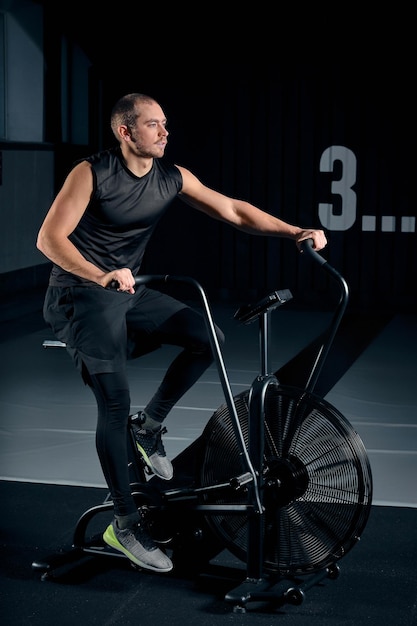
[32,239,373,613]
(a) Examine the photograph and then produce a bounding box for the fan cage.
[200,383,373,575]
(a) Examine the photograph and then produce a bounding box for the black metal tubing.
[299,239,349,394]
[133,274,263,514]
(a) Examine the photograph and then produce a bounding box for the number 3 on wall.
[318,146,357,231]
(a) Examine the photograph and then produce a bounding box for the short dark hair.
[110,93,156,139]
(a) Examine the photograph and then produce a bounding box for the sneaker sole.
[102,524,173,572]
[135,442,173,481]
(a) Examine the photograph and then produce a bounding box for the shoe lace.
[133,523,156,551]
[133,510,157,550]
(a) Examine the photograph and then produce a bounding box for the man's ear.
[118,125,132,142]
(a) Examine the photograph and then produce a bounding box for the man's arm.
[177,165,327,251]
[36,161,135,292]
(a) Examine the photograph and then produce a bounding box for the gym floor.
[1,291,416,509]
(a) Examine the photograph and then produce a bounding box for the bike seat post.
[259,311,272,377]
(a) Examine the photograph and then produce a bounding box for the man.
[36,92,327,573]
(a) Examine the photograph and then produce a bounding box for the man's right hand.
[102,268,135,293]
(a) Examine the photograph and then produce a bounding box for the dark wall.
[42,3,417,314]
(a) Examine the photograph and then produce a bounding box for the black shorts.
[43,284,188,375]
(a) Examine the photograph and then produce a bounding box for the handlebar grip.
[134,274,169,286]
[300,238,327,267]
[108,275,170,290]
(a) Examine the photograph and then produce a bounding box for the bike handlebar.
[299,238,349,393]
[300,237,327,265]
[300,238,348,295]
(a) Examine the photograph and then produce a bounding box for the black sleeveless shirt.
[49,147,183,286]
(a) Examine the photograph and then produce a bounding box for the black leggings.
[87,307,224,517]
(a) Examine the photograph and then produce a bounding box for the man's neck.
[120,149,154,178]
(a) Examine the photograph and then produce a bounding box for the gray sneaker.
[132,423,174,481]
[103,519,173,572]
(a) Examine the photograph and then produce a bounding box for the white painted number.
[318,146,357,231]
